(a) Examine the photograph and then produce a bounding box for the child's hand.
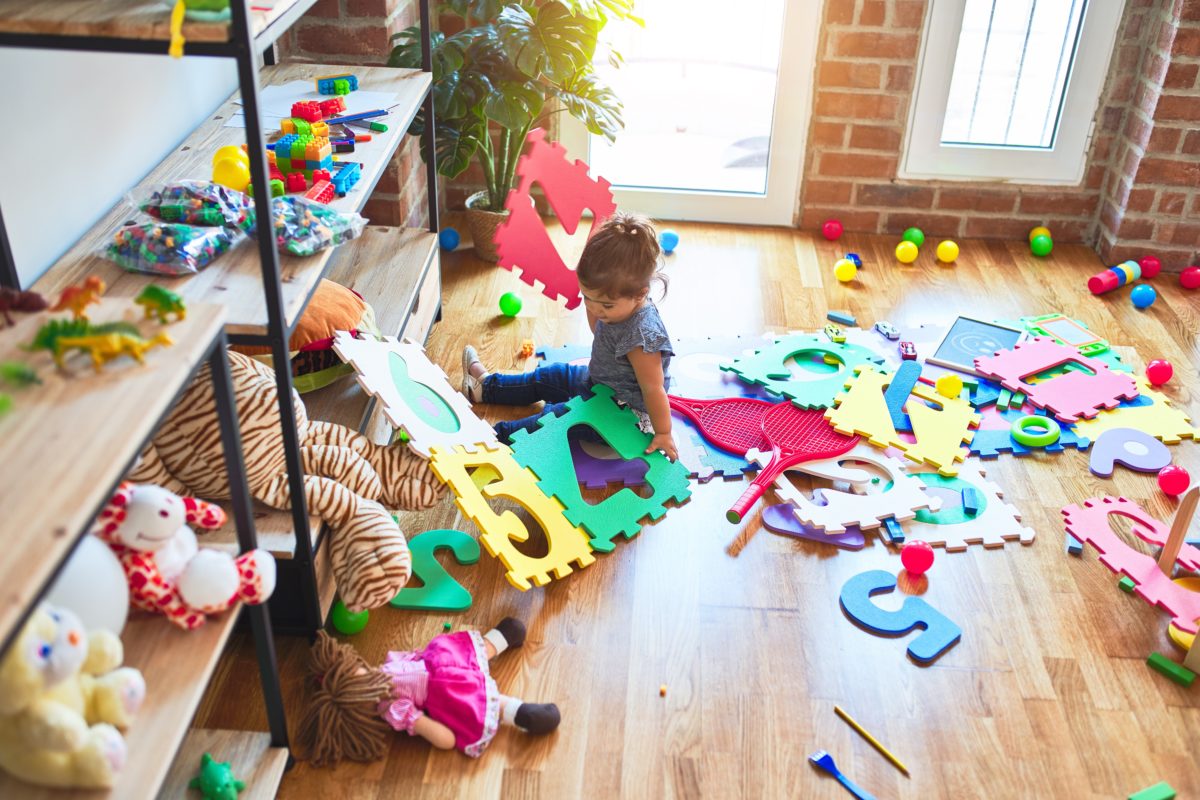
[645,432,679,462]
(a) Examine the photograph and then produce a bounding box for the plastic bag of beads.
[102,220,243,276]
[134,180,254,230]
[270,196,365,257]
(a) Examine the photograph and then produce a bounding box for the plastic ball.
[845,252,862,268]
[901,227,925,247]
[1181,266,1200,290]
[1131,284,1157,308]
[438,227,460,251]
[499,291,523,317]
[821,219,844,241]
[331,600,369,635]
[900,540,935,576]
[212,144,249,168]
[1146,359,1173,386]
[833,258,857,282]
[660,229,680,253]
[936,240,959,263]
[895,240,919,264]
[935,374,963,398]
[1030,234,1054,257]
[1158,465,1191,497]
[213,157,251,193]
[1028,225,1052,243]
[1139,255,1161,278]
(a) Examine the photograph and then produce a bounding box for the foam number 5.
[838,569,961,664]
[390,529,480,611]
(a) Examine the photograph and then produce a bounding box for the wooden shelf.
[0,300,225,646]
[0,0,318,50]
[157,729,288,800]
[31,63,431,338]
[0,607,241,799]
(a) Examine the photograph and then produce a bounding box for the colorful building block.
[304,180,334,203]
[1065,533,1083,555]
[1128,781,1177,800]
[1119,576,1136,593]
[883,516,905,544]
[827,310,857,326]
[316,73,359,95]
[1146,653,1195,688]
[961,488,981,516]
[291,100,324,122]
[319,97,346,117]
[332,162,362,196]
[285,172,307,193]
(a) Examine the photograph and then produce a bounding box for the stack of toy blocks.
[316,73,359,95]
[274,134,333,178]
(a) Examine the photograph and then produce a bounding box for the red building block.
[319,97,346,117]
[311,168,332,183]
[291,101,323,122]
[304,180,335,204]
[285,172,308,193]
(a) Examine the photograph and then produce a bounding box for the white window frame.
[901,0,1124,184]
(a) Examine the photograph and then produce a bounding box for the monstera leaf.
[484,79,545,130]
[554,73,622,142]
[497,2,599,84]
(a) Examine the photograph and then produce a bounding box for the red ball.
[1139,255,1161,278]
[1146,359,1173,386]
[1182,266,1200,290]
[1158,465,1191,497]
[900,539,935,576]
[821,219,844,241]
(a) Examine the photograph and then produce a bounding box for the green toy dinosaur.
[26,319,139,357]
[0,361,39,387]
[135,285,187,323]
[188,753,244,800]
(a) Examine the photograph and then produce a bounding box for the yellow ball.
[936,240,959,263]
[895,240,919,264]
[212,157,251,193]
[1028,225,1052,243]
[935,374,964,399]
[833,258,857,282]
[212,145,249,168]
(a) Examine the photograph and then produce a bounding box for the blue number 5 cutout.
[839,569,961,664]
[391,529,480,612]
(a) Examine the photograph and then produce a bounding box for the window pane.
[587,0,787,195]
[940,0,1087,148]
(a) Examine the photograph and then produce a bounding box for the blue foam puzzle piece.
[884,360,921,432]
[839,569,962,664]
[969,408,1091,458]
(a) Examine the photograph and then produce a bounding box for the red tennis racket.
[668,395,774,455]
[726,403,859,523]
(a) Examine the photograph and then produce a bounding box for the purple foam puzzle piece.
[1088,427,1172,477]
[569,437,650,489]
[762,504,867,550]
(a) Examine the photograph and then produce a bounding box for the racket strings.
[767,409,852,450]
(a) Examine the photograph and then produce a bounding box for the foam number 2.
[390,529,480,612]
[838,569,961,664]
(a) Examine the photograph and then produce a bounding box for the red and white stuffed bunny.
[91,483,276,630]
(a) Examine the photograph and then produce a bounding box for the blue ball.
[438,227,460,251]
[845,252,862,268]
[1131,284,1157,308]
[659,229,680,254]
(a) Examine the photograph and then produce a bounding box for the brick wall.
[278,0,429,228]
[1095,0,1200,268]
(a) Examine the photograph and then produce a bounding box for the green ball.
[330,600,368,635]
[499,292,523,317]
[1030,234,1053,257]
[902,227,925,247]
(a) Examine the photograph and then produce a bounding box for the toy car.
[899,341,917,360]
[823,324,846,343]
[874,320,900,340]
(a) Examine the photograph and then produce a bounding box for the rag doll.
[298,618,560,762]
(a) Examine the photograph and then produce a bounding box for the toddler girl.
[462,211,677,461]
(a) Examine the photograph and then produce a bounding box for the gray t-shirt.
[589,301,673,412]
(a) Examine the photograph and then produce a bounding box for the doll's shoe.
[514,703,561,735]
[495,617,526,649]
[462,345,488,403]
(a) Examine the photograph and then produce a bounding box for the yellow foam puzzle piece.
[824,365,902,449]
[1073,378,1200,445]
[429,444,595,591]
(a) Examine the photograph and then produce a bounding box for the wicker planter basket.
[464,190,509,262]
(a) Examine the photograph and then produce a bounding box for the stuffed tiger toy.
[128,350,445,612]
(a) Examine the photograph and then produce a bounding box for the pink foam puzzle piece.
[973,337,1139,423]
[494,129,617,310]
[1061,496,1200,634]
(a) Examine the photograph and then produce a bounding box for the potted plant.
[389,0,638,261]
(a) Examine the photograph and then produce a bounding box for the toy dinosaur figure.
[50,276,106,321]
[134,285,187,324]
[0,361,39,387]
[187,753,244,800]
[0,287,48,327]
[54,331,173,371]
[0,393,11,417]
[27,319,128,355]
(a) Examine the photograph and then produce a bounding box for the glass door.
[560,0,820,224]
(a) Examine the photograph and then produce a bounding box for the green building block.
[1119,576,1136,593]
[510,384,691,553]
[1128,780,1177,800]
[1146,652,1195,687]
[720,333,884,410]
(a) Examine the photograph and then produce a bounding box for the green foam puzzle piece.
[1128,780,1178,800]
[720,333,884,409]
[390,529,480,611]
[510,384,691,553]
[1146,653,1195,688]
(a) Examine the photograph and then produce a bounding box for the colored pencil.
[325,109,387,124]
[834,705,909,775]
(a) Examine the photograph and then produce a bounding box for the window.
[903,0,1124,183]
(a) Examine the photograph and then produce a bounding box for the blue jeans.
[483,363,593,441]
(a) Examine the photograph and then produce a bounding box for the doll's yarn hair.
[296,631,393,766]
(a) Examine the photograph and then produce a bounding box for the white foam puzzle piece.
[904,461,1036,551]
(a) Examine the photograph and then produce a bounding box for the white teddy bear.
[0,604,145,788]
[92,483,276,630]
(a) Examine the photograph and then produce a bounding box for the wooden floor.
[198,222,1200,799]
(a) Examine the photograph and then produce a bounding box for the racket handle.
[727,482,767,523]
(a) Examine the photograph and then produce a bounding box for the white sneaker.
[462,345,488,403]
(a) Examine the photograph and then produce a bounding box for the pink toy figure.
[298,618,560,764]
[92,483,276,630]
[900,540,935,576]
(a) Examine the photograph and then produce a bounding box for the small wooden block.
[883,516,905,544]
[1128,782,1177,800]
[962,488,981,516]
[997,388,1013,410]
[1119,576,1136,593]
[1147,653,1194,686]
[1065,533,1083,555]
[1011,391,1026,406]
[827,310,857,326]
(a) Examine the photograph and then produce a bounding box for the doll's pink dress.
[377,630,500,757]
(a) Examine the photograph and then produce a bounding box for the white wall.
[0,48,238,285]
